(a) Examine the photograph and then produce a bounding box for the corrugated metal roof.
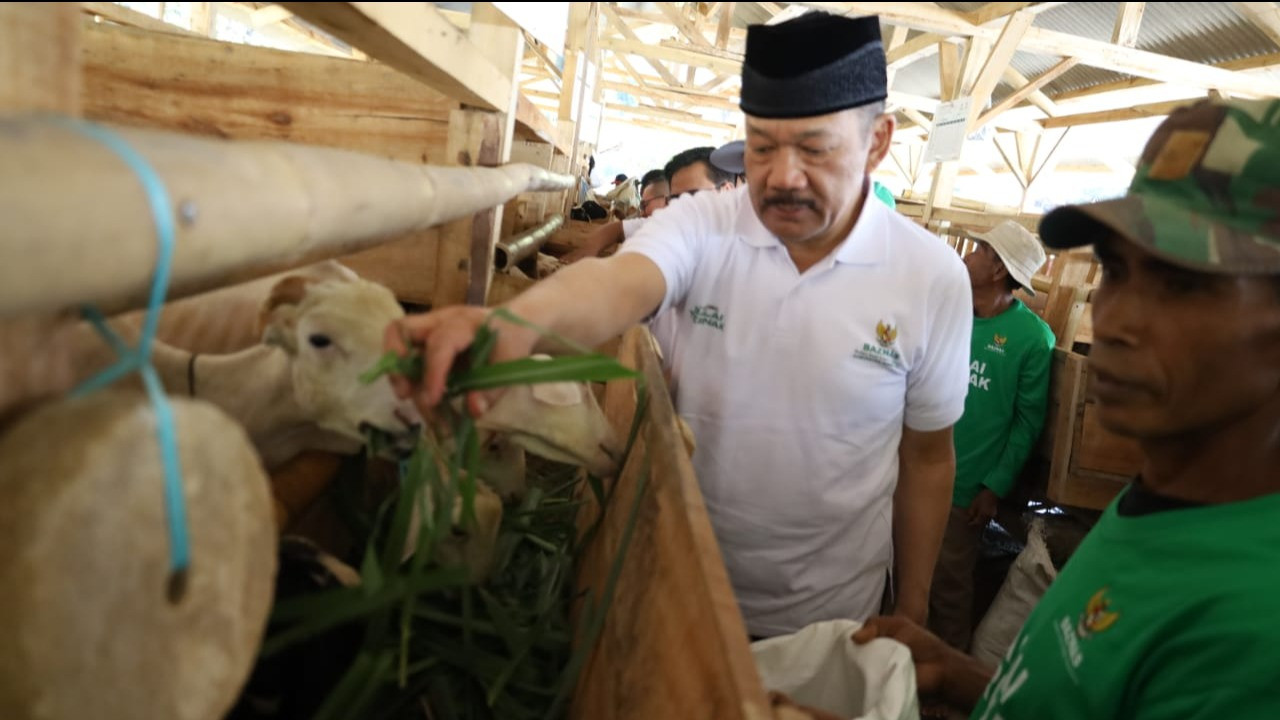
[907,3,1279,101]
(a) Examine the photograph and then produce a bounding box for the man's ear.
[865,112,895,172]
[259,276,312,353]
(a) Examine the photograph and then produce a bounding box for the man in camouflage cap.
[847,97,1280,719]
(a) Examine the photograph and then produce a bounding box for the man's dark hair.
[664,146,735,189]
[640,168,667,193]
[1005,274,1023,293]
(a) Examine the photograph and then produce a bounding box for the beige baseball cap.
[972,220,1047,295]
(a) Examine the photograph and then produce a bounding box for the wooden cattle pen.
[0,3,780,720]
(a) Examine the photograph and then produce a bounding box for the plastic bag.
[970,518,1057,667]
[752,619,920,720]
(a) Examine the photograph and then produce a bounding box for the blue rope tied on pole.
[60,118,191,597]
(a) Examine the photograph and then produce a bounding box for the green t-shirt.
[952,301,1054,507]
[971,487,1280,719]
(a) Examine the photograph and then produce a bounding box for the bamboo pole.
[0,115,573,319]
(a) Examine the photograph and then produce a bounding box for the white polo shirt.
[622,216,679,359]
[617,185,972,637]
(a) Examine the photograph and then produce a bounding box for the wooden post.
[432,3,522,308]
[0,4,80,114]
[434,110,505,308]
[1042,250,1096,349]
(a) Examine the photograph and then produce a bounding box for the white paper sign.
[923,97,972,164]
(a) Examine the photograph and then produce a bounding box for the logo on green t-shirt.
[987,332,1008,355]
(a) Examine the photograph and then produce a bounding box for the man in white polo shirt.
[384,11,972,638]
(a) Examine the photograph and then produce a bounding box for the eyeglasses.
[640,196,669,211]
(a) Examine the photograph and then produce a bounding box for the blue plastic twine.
[61,118,191,582]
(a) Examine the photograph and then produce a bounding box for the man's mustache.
[763,193,816,209]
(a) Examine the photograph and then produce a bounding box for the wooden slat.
[1233,2,1280,50]
[656,2,715,49]
[339,231,440,306]
[81,1,197,36]
[2,4,80,114]
[968,11,1034,127]
[975,58,1079,128]
[1077,402,1144,476]
[515,92,563,151]
[806,1,1280,97]
[1002,66,1059,116]
[1042,250,1095,348]
[717,2,736,49]
[81,22,456,164]
[1051,52,1280,103]
[937,41,961,102]
[281,2,512,111]
[600,37,742,76]
[1112,2,1146,48]
[1040,98,1196,129]
[575,326,769,720]
[435,110,504,308]
[601,4,684,88]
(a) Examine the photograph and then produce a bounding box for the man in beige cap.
[928,220,1054,652]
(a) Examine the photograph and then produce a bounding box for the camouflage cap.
[1039,98,1280,274]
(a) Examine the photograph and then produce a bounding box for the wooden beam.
[606,103,737,129]
[965,2,1034,25]
[897,202,1040,232]
[470,2,523,156]
[968,11,1034,128]
[190,2,213,36]
[282,2,512,112]
[656,2,715,48]
[81,1,196,36]
[601,3,684,87]
[1050,52,1280,104]
[3,4,80,114]
[615,118,718,140]
[1018,23,1280,97]
[1003,66,1059,116]
[900,107,933,133]
[811,2,1280,97]
[886,32,947,69]
[1040,98,1197,128]
[600,81,741,111]
[514,93,564,153]
[436,110,504,307]
[601,38,742,76]
[976,58,1078,128]
[1234,3,1280,49]
[658,39,745,64]
[81,22,456,164]
[1112,3,1146,47]
[957,37,993,97]
[938,41,961,102]
[717,2,736,49]
[524,33,562,83]
[250,4,293,28]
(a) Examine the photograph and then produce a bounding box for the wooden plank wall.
[79,21,459,304]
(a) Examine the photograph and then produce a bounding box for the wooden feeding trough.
[578,326,771,720]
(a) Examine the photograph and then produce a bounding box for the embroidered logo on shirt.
[689,304,725,330]
[876,321,898,347]
[986,332,1008,356]
[855,320,902,368]
[1055,587,1120,674]
[1077,588,1120,639]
